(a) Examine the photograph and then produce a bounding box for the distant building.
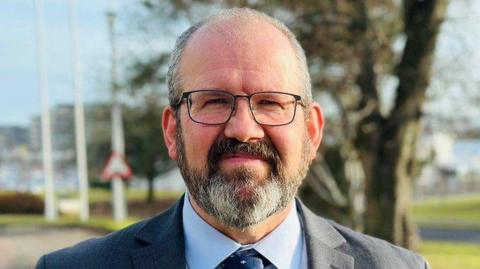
[29,116,42,152]
[0,126,30,151]
[416,128,480,197]
[0,126,36,192]
[30,104,76,153]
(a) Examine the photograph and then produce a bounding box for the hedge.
[0,192,44,214]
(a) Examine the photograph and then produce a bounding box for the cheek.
[266,125,306,167]
[181,120,221,168]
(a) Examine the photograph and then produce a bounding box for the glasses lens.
[188,91,234,124]
[251,92,297,125]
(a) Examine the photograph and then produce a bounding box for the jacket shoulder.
[297,200,429,269]
[329,221,430,269]
[36,219,149,269]
[36,197,185,269]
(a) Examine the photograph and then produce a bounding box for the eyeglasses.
[173,90,306,126]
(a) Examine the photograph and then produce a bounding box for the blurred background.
[1,0,479,268]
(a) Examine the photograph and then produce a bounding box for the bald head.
[181,17,303,92]
[166,8,311,109]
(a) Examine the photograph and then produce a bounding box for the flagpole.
[107,0,127,221]
[69,0,90,222]
[35,0,57,221]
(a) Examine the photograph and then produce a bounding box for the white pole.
[69,0,90,222]
[35,0,57,221]
[107,2,127,222]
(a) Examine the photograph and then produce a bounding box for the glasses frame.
[173,89,306,126]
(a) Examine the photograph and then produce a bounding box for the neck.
[188,194,293,245]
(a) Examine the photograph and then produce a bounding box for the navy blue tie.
[220,248,271,269]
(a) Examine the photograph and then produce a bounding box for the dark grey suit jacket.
[36,197,430,269]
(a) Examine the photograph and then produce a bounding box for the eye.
[205,98,229,105]
[257,99,282,106]
[198,97,232,110]
[255,97,289,111]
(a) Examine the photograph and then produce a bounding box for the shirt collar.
[182,194,303,269]
[183,194,241,269]
[252,202,303,269]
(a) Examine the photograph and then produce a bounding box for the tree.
[85,103,111,182]
[83,100,173,203]
[123,92,174,203]
[354,0,449,248]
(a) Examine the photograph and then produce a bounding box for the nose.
[224,97,264,142]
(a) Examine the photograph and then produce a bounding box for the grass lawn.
[413,194,480,230]
[414,194,480,268]
[421,240,480,269]
[84,188,183,204]
[0,214,138,232]
[28,188,183,204]
[0,188,182,231]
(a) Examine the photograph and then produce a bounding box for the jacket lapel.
[128,196,353,269]
[296,199,354,269]
[130,196,186,269]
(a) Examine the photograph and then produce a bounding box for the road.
[0,225,104,269]
[419,227,480,244]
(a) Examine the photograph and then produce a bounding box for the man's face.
[162,19,324,228]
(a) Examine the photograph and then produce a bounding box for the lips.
[220,153,268,165]
[223,153,267,161]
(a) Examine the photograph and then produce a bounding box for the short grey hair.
[166,8,312,110]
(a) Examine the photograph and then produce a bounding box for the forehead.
[178,17,302,93]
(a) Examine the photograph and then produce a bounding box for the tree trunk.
[147,177,155,203]
[361,0,448,249]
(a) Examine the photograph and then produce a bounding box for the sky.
[0,0,126,126]
[0,1,478,129]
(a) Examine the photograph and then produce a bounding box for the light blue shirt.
[182,195,308,269]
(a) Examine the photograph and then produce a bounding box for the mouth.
[219,153,268,167]
[207,139,279,175]
[224,153,266,160]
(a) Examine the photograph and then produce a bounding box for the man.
[36,8,430,269]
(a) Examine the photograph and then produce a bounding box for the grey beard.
[186,166,301,229]
[175,123,311,229]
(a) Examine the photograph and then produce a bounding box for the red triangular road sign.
[101,152,132,180]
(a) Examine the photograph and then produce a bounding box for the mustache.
[207,138,281,174]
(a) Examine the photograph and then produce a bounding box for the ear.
[306,102,324,161]
[162,106,179,161]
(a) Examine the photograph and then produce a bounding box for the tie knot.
[220,248,271,269]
